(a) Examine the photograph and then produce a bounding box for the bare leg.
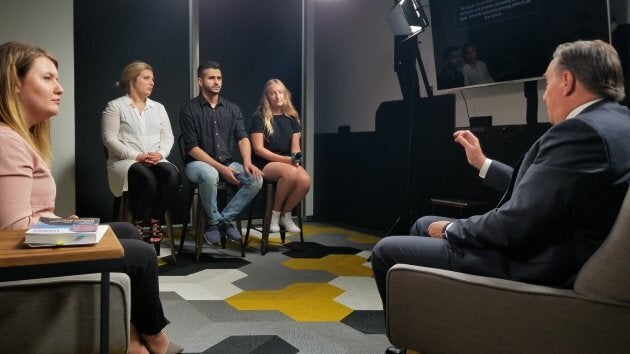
[281,166,311,212]
[262,162,298,211]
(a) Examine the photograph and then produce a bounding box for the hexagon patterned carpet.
[156,222,390,354]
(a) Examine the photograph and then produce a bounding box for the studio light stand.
[384,0,432,236]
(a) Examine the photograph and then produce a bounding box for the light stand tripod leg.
[383,34,431,237]
[384,103,415,236]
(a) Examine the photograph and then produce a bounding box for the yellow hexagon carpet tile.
[225,282,353,322]
[282,254,374,276]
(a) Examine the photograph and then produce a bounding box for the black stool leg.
[179,188,195,254]
[261,183,275,255]
[297,202,304,251]
[164,210,176,264]
[194,199,205,262]
[244,193,258,247]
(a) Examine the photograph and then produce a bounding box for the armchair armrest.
[386,264,630,354]
[0,273,130,354]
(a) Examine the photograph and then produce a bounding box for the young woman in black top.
[250,79,310,232]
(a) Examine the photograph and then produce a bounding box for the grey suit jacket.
[447,100,630,287]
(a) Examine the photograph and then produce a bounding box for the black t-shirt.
[249,112,300,168]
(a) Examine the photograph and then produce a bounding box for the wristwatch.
[441,222,451,239]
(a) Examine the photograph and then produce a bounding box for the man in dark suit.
[371,39,630,313]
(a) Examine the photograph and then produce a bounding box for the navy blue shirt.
[179,95,247,165]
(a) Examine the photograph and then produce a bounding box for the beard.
[202,83,221,95]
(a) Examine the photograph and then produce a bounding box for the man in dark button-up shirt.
[180,61,263,244]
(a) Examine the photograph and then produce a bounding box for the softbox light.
[387,0,430,40]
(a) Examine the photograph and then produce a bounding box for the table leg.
[100,272,110,354]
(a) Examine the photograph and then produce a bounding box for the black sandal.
[148,220,164,244]
[133,220,145,239]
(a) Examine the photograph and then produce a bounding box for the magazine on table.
[25,217,106,247]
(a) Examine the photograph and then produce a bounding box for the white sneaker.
[280,212,301,233]
[269,210,281,233]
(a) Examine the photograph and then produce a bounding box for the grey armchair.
[0,273,131,354]
[386,187,630,354]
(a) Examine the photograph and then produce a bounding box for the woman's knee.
[281,166,299,182]
[296,170,311,190]
[107,222,139,240]
[129,164,157,187]
[272,167,298,185]
[159,163,180,186]
[120,239,157,264]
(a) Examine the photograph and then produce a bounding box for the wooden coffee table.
[0,226,124,353]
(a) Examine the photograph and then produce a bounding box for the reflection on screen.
[429,0,611,91]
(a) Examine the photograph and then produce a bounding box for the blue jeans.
[185,161,262,225]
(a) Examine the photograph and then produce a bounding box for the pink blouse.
[0,124,57,229]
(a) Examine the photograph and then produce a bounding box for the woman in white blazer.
[102,61,179,245]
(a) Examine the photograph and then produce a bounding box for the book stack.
[25,217,105,247]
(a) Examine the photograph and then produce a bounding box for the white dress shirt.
[101,95,174,196]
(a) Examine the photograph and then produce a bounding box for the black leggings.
[127,162,179,221]
[108,222,169,334]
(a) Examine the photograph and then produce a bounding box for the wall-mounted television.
[428,0,611,92]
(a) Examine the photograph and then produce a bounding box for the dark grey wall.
[198,0,302,126]
[314,95,552,233]
[74,0,190,222]
[74,0,302,223]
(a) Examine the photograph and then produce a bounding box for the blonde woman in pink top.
[0,41,182,354]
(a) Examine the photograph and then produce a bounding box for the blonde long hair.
[256,79,300,136]
[0,41,57,165]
